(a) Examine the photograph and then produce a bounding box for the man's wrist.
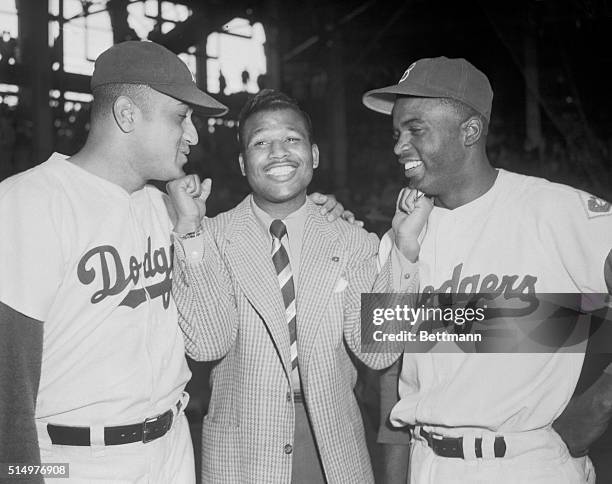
[394,236,420,262]
[174,219,202,236]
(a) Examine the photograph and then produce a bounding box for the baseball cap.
[91,41,228,116]
[362,57,493,121]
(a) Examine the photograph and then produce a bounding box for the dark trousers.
[291,399,326,484]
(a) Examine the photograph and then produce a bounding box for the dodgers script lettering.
[77,237,173,309]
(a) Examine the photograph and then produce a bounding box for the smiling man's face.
[240,107,319,215]
[391,96,467,198]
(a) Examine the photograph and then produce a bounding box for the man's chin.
[406,177,423,190]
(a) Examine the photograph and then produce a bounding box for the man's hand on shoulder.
[166,175,211,235]
[309,192,364,227]
[392,188,433,262]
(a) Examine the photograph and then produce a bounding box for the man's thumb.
[200,178,212,202]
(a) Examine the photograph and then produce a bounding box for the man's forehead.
[392,96,447,120]
[246,108,308,132]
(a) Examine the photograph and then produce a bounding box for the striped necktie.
[270,219,298,376]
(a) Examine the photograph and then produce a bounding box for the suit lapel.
[296,200,346,382]
[223,196,292,380]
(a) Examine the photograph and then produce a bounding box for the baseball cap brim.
[152,81,228,116]
[363,82,475,116]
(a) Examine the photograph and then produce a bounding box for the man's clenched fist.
[166,175,212,235]
[392,188,433,262]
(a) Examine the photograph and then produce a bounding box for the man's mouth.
[265,163,298,179]
[401,159,423,172]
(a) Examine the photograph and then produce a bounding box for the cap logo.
[398,62,416,83]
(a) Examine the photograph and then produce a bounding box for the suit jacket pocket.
[201,416,244,483]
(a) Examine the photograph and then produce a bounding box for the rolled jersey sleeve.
[379,230,420,293]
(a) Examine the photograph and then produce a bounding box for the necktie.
[270,219,298,376]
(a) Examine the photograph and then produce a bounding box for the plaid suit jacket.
[173,196,396,483]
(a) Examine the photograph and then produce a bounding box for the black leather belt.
[419,428,506,458]
[47,401,182,446]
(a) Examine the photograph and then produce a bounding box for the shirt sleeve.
[172,232,205,263]
[379,230,420,292]
[537,188,612,298]
[0,175,65,321]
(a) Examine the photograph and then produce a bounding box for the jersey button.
[404,273,411,279]
[284,444,293,454]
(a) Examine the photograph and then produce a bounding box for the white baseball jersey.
[380,170,612,484]
[381,169,611,481]
[0,153,190,426]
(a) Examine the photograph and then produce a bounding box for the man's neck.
[69,140,145,194]
[252,193,307,220]
[435,161,498,210]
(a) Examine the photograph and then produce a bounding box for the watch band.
[178,227,203,239]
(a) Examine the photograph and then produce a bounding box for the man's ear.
[312,143,320,169]
[112,96,137,133]
[238,153,246,176]
[462,116,484,147]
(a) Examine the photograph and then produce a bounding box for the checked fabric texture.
[270,219,299,378]
[172,196,406,483]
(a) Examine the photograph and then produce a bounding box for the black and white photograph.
[1,1,612,483]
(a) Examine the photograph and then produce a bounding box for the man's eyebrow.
[249,126,268,136]
[249,125,305,136]
[399,117,423,127]
[283,125,306,134]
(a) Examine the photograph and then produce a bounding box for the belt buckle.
[142,411,173,444]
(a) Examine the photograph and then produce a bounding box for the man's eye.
[253,140,267,147]
[286,137,300,142]
[410,128,423,135]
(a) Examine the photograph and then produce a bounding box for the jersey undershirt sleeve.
[0,302,44,483]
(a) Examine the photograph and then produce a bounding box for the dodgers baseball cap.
[91,40,228,116]
[362,56,493,121]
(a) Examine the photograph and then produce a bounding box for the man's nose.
[270,140,288,158]
[394,133,412,157]
[183,115,199,146]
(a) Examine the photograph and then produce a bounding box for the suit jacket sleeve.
[173,221,238,361]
